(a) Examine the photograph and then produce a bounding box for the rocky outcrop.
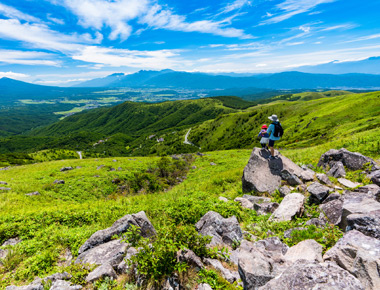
[269,193,304,221]
[354,184,380,202]
[259,261,364,290]
[319,199,343,225]
[78,211,156,255]
[86,263,117,283]
[195,211,242,246]
[323,230,380,289]
[307,182,331,204]
[347,210,380,239]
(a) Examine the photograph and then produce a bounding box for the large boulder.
[318,148,378,171]
[307,182,331,204]
[269,193,305,221]
[347,210,380,239]
[328,161,346,178]
[258,261,364,290]
[76,239,127,267]
[78,211,156,255]
[284,239,322,263]
[319,199,343,225]
[323,230,380,289]
[195,211,242,246]
[242,148,306,194]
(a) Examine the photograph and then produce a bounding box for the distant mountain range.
[74,70,380,90]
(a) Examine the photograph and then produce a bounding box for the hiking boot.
[269,155,276,160]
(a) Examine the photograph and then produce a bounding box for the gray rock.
[242,194,271,204]
[210,162,217,166]
[316,173,333,186]
[196,283,212,290]
[57,248,73,267]
[328,161,346,178]
[0,238,21,261]
[0,181,8,185]
[354,184,380,202]
[307,182,331,204]
[6,280,43,290]
[368,170,380,186]
[319,199,343,225]
[97,165,105,170]
[299,168,315,182]
[305,218,327,227]
[253,237,289,256]
[76,239,128,267]
[50,280,82,290]
[218,196,228,202]
[43,272,71,283]
[86,263,117,283]
[347,210,380,239]
[163,275,180,290]
[78,211,156,255]
[53,180,64,184]
[234,197,254,209]
[177,248,204,270]
[117,247,138,273]
[324,230,380,289]
[258,261,364,290]
[60,167,73,172]
[279,186,291,196]
[195,211,242,246]
[253,202,279,215]
[25,191,40,196]
[338,178,361,189]
[0,187,11,191]
[339,194,380,231]
[283,227,306,239]
[281,170,302,186]
[322,192,341,203]
[204,258,239,283]
[284,239,322,263]
[270,193,305,221]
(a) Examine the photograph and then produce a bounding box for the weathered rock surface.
[347,210,380,239]
[196,283,212,290]
[6,280,43,290]
[0,238,21,261]
[78,211,156,255]
[305,218,327,227]
[323,230,380,289]
[204,258,239,283]
[270,193,304,221]
[253,202,279,215]
[354,184,380,202]
[163,275,180,290]
[53,180,64,184]
[0,187,11,191]
[234,197,254,209]
[307,182,331,204]
[195,211,242,246]
[25,191,40,196]
[43,272,71,283]
[60,167,73,172]
[338,178,361,189]
[316,173,333,186]
[322,192,341,204]
[117,247,138,274]
[281,170,302,186]
[86,263,117,283]
[177,249,204,270]
[283,227,305,239]
[328,161,346,178]
[242,195,271,204]
[258,261,364,290]
[76,239,127,267]
[284,239,322,263]
[0,181,8,185]
[319,199,343,225]
[299,168,315,182]
[218,196,228,202]
[278,186,291,196]
[50,280,82,290]
[368,170,380,186]
[253,237,289,257]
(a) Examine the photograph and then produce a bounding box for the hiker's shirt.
[267,122,281,141]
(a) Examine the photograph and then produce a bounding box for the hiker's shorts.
[268,139,275,147]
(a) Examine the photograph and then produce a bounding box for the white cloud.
[0,71,30,79]
[0,49,59,66]
[321,24,357,31]
[261,0,336,25]
[0,3,40,22]
[219,0,252,15]
[47,14,65,25]
[343,33,380,43]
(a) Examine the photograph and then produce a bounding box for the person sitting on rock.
[267,114,283,159]
[258,124,269,150]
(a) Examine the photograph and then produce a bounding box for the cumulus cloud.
[0,49,59,66]
[0,3,40,22]
[0,71,30,79]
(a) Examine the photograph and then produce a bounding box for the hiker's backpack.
[273,122,283,138]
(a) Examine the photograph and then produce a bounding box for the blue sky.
[0,0,379,86]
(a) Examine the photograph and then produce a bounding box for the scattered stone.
[316,173,333,186]
[253,202,279,215]
[234,197,254,209]
[0,238,21,261]
[270,193,305,221]
[324,230,380,289]
[117,247,138,274]
[76,239,128,267]
[113,159,117,162]
[195,211,242,247]
[283,227,306,239]
[177,249,204,271]
[305,218,327,227]
[196,283,212,290]
[322,192,341,204]
[259,261,364,290]
[6,281,44,290]
[279,186,291,196]
[76,166,82,169]
[284,239,322,263]
[307,182,331,204]
[210,162,217,166]
[347,210,380,239]
[299,168,315,182]
[60,167,73,172]
[191,166,197,169]
[97,165,105,170]
[25,191,40,196]
[53,180,64,184]
[78,211,156,255]
[204,258,239,283]
[319,199,343,225]
[218,196,228,202]
[242,194,271,204]
[196,152,205,156]
[335,185,343,190]
[109,168,116,172]
[117,167,123,171]
[281,170,302,186]
[43,272,72,283]
[86,263,117,283]
[328,161,346,178]
[296,184,307,193]
[0,181,8,185]
[57,248,73,267]
[163,275,180,290]
[50,280,82,290]
[354,184,380,202]
[368,170,380,186]
[253,237,289,256]
[0,187,11,191]
[338,178,361,189]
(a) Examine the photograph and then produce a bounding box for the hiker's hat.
[268,114,279,122]
[261,124,268,129]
